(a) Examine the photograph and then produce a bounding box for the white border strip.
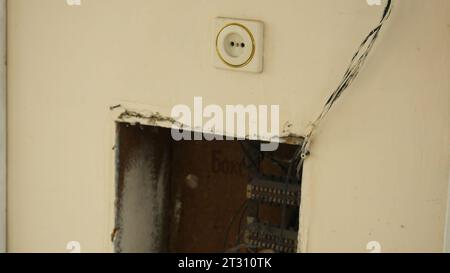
[0,0,5,253]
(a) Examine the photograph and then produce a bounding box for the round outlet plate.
[216,23,255,68]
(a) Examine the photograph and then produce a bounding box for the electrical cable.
[239,142,261,173]
[235,202,249,245]
[223,199,249,251]
[296,0,393,173]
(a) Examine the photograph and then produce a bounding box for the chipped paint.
[111,104,304,146]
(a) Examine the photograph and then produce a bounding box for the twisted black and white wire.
[296,0,393,172]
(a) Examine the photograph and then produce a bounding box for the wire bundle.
[297,0,393,172]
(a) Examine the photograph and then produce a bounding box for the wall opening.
[114,122,303,253]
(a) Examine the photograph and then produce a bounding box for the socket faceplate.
[212,18,264,73]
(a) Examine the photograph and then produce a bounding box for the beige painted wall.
[0,0,5,253]
[300,1,450,253]
[6,0,450,252]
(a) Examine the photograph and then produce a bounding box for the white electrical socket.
[212,17,264,73]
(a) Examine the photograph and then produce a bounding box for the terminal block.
[244,223,298,253]
[247,176,300,206]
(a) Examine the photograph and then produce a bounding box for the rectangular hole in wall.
[113,122,303,253]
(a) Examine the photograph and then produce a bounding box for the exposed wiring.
[225,243,256,253]
[296,0,393,173]
[226,2,394,253]
[235,201,249,245]
[239,142,261,173]
[223,199,249,251]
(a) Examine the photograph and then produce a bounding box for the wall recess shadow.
[114,123,303,253]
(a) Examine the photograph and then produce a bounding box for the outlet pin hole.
[230,41,245,48]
